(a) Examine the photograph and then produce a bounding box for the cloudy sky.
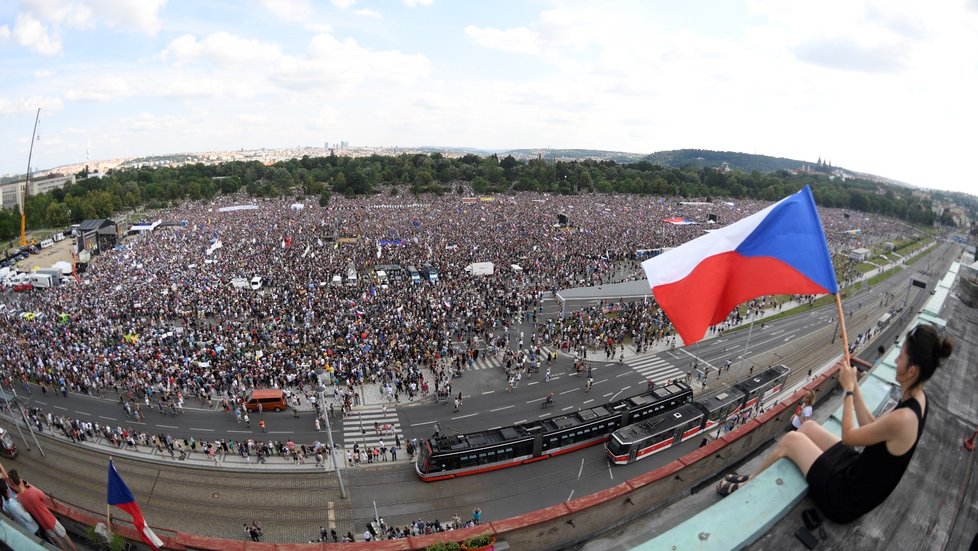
[2,0,977,195]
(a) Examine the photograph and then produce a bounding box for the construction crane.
[20,108,40,247]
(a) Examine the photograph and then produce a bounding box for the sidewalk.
[0,411,416,472]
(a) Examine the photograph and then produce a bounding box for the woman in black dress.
[717,324,952,523]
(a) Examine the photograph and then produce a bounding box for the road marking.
[36,401,47,405]
[490,405,515,412]
[567,490,575,502]
[609,391,623,402]
[527,381,539,386]
[191,428,215,432]
[53,406,67,411]
[228,430,250,433]
[578,458,586,478]
[515,419,527,425]
[771,329,785,336]
[620,386,631,391]
[268,431,293,434]
[559,389,577,395]
[99,416,117,421]
[582,399,594,405]
[561,406,574,411]
[156,424,177,428]
[616,372,630,378]
[75,411,91,416]
[679,348,718,372]
[482,391,495,395]
[410,420,436,427]
[597,378,609,383]
[452,413,477,420]
[607,459,614,480]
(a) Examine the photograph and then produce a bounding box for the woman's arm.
[851,384,876,426]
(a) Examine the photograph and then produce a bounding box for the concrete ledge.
[641,458,808,550]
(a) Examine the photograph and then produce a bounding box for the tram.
[606,365,790,465]
[416,381,694,481]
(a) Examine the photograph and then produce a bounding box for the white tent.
[51,261,73,275]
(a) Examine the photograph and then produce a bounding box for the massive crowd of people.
[1,190,908,436]
[0,189,915,544]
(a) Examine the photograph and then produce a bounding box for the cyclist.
[544,392,555,407]
[585,377,593,393]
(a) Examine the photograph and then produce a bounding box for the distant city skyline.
[2,1,977,196]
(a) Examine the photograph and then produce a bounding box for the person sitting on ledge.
[717,323,953,524]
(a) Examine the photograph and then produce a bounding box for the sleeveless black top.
[807,394,926,523]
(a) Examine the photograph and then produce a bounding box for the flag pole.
[106,458,113,531]
[834,294,851,366]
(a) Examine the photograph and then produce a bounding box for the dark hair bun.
[936,336,954,361]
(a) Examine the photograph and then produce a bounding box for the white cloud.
[272,33,431,92]
[13,14,62,55]
[403,0,433,7]
[331,0,357,8]
[18,0,94,29]
[0,25,10,42]
[0,95,63,116]
[259,0,313,22]
[159,32,284,67]
[125,112,188,131]
[464,25,538,54]
[239,113,267,124]
[65,76,134,102]
[88,0,167,35]
[33,69,55,78]
[353,8,380,18]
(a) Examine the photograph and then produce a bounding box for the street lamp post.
[316,368,346,499]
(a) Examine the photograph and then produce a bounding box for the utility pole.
[20,108,41,247]
[316,368,346,498]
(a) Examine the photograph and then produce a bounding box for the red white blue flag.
[642,185,837,345]
[108,460,164,550]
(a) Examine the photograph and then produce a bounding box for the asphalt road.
[4,242,958,542]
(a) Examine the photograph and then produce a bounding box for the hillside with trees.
[1,151,970,242]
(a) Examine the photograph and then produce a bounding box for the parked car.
[13,283,33,292]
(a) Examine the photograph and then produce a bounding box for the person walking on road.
[259,418,266,433]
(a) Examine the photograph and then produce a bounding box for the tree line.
[1,152,966,242]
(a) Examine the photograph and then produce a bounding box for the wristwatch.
[844,390,854,399]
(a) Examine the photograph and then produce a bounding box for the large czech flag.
[108,460,164,550]
[642,185,838,345]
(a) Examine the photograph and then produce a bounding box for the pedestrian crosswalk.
[625,354,685,384]
[463,346,558,370]
[342,404,404,451]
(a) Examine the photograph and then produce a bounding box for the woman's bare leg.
[798,419,841,452]
[748,431,824,480]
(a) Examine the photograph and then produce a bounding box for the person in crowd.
[791,391,816,430]
[0,464,78,551]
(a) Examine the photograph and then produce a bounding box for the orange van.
[244,389,287,412]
